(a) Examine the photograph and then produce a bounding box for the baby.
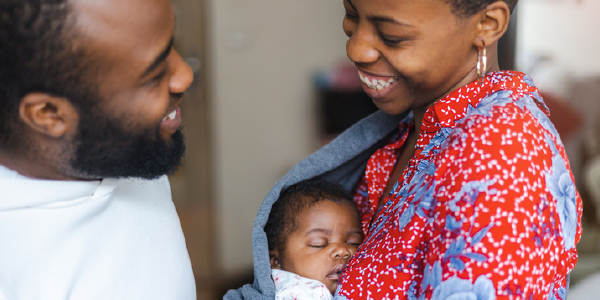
[264,179,363,299]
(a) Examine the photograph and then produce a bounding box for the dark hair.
[265,179,357,253]
[448,0,518,17]
[0,0,94,148]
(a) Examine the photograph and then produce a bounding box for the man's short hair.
[0,0,94,148]
[264,179,357,253]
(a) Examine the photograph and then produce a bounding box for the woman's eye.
[344,11,359,22]
[381,36,403,47]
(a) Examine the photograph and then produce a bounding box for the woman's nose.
[346,26,380,65]
[169,49,194,95]
[331,244,352,260]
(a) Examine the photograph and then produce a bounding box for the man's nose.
[169,49,194,95]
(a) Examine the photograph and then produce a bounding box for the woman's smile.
[357,70,401,101]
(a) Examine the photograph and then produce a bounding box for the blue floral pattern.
[544,134,578,250]
[431,276,496,300]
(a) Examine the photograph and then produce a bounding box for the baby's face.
[274,200,363,294]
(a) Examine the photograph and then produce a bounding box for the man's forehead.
[69,0,175,75]
[72,0,174,45]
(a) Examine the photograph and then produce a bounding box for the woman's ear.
[19,93,79,138]
[473,0,511,47]
[269,250,282,269]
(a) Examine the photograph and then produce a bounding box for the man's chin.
[70,128,186,180]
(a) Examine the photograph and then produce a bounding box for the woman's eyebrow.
[369,16,415,27]
[345,0,414,27]
[346,0,358,11]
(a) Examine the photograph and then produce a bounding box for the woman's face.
[343,0,481,115]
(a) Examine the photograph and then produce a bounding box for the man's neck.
[0,149,79,181]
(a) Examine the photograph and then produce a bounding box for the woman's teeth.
[358,71,398,90]
[162,109,177,122]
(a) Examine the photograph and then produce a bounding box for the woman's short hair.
[265,179,356,253]
[448,0,518,17]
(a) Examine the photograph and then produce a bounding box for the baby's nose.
[331,244,352,260]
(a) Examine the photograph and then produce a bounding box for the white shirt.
[0,166,196,300]
[272,269,332,300]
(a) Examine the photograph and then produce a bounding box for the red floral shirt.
[335,71,582,300]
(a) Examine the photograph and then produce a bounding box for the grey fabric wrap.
[224,110,406,300]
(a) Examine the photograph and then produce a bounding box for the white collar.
[0,164,121,210]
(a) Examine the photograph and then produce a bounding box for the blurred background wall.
[167,0,600,298]
[516,1,600,299]
[208,0,349,276]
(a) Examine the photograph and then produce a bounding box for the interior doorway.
[169,0,218,298]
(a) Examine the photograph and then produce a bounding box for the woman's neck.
[411,54,501,135]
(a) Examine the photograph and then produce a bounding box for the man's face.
[64,0,193,179]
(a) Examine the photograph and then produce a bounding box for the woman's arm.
[422,99,582,299]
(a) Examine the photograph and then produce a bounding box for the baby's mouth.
[326,264,345,281]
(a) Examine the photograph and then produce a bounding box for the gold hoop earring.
[477,41,487,86]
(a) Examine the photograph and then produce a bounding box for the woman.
[226,0,581,299]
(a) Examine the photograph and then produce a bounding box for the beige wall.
[517,0,600,79]
[515,0,600,180]
[207,0,348,275]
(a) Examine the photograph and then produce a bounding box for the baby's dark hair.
[448,0,518,17]
[265,179,356,253]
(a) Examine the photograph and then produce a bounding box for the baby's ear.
[269,250,282,269]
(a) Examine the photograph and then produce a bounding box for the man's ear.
[19,93,79,138]
[269,249,282,269]
[473,0,511,47]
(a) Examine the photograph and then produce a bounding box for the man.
[0,0,196,298]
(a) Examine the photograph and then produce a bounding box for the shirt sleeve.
[421,102,582,299]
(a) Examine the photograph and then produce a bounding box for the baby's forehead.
[292,199,361,231]
[297,198,357,216]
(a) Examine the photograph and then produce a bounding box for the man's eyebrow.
[369,16,415,27]
[140,37,174,79]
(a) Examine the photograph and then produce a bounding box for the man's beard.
[67,105,185,180]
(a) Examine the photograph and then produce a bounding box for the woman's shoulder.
[437,74,565,167]
[453,76,558,144]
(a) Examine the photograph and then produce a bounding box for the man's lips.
[160,107,181,134]
[162,109,177,122]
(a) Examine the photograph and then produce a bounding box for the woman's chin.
[372,101,411,116]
